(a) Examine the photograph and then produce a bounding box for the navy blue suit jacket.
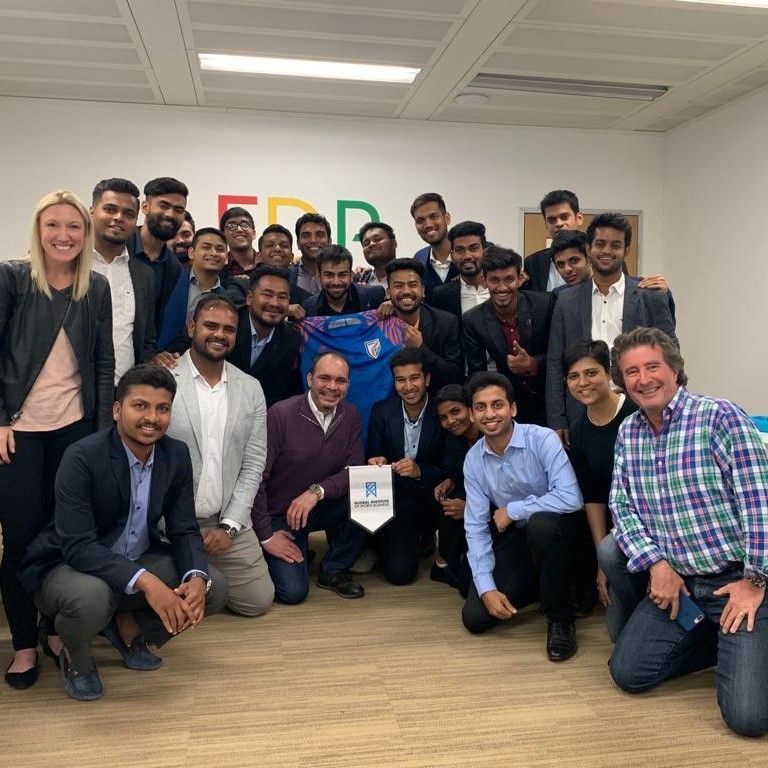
[20,428,208,594]
[413,245,459,301]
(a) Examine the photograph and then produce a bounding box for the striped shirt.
[610,387,768,580]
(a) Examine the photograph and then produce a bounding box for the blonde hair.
[27,189,94,301]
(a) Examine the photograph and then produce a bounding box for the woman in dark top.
[564,340,637,609]
[0,190,114,689]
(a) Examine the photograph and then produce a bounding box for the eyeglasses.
[224,220,253,232]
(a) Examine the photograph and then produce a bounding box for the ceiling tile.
[0,41,141,65]
[0,0,122,16]
[0,17,132,44]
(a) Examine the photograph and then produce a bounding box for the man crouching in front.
[20,364,225,701]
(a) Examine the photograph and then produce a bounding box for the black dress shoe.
[5,654,39,690]
[429,563,460,590]
[316,571,365,599]
[546,621,577,662]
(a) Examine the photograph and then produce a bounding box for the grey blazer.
[166,352,267,529]
[546,277,677,429]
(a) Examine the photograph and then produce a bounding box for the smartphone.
[676,592,705,631]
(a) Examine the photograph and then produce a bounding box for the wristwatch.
[308,483,324,501]
[745,572,767,589]
[218,523,238,540]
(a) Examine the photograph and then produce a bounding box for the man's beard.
[145,212,180,242]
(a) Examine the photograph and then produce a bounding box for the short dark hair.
[410,192,446,217]
[389,346,429,374]
[257,224,293,250]
[295,213,331,239]
[551,229,588,259]
[434,384,469,408]
[385,257,425,280]
[539,190,580,217]
[563,339,610,377]
[611,327,686,390]
[467,371,515,405]
[586,212,632,248]
[317,244,352,270]
[191,227,226,248]
[92,178,140,205]
[481,244,522,276]
[248,264,291,288]
[310,350,349,375]
[359,221,395,242]
[143,177,188,199]
[115,363,176,403]
[183,210,195,230]
[447,220,487,247]
[220,206,254,231]
[191,294,238,323]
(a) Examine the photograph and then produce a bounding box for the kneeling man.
[600,327,768,737]
[461,372,582,661]
[21,364,225,701]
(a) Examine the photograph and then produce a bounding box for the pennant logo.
[365,482,377,498]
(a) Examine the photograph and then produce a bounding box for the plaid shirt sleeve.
[713,403,768,579]
[609,422,665,573]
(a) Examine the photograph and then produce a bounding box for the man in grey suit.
[90,178,157,384]
[166,294,274,616]
[546,212,677,443]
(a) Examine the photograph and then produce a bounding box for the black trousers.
[0,420,91,650]
[376,488,441,586]
[462,511,576,633]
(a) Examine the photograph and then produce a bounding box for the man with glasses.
[221,207,260,279]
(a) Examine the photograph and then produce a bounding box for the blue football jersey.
[298,311,407,439]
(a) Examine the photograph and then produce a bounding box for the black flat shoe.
[5,655,39,690]
[38,618,61,669]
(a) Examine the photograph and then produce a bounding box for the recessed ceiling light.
[674,0,768,7]
[454,93,489,105]
[199,54,420,84]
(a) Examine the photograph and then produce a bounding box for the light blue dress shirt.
[463,422,583,596]
[249,316,275,366]
[112,444,154,592]
[402,399,428,460]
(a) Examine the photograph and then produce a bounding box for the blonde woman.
[0,190,114,688]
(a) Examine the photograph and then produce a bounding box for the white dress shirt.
[92,248,135,383]
[591,274,625,348]
[189,358,228,520]
[460,279,490,315]
[546,260,566,292]
[429,251,451,283]
[307,391,336,434]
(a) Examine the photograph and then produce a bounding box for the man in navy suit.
[410,192,458,301]
[21,365,225,701]
[367,349,464,585]
[546,212,677,442]
[302,245,385,316]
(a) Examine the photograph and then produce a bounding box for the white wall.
[0,97,663,270]
[663,88,768,413]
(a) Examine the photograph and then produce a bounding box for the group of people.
[0,181,765,739]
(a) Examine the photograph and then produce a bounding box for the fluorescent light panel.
[674,0,768,7]
[199,54,419,84]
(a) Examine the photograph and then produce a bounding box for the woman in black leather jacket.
[0,189,114,689]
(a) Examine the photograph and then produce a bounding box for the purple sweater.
[251,393,364,541]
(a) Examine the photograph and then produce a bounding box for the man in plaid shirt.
[598,327,768,737]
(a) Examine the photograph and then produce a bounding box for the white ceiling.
[3,0,768,132]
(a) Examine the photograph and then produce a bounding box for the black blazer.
[228,307,303,408]
[366,397,464,493]
[20,428,208,595]
[523,248,553,293]
[463,290,555,426]
[430,278,462,318]
[416,304,464,390]
[127,257,157,364]
[302,283,385,317]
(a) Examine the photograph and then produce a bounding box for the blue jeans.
[603,539,768,737]
[265,498,366,605]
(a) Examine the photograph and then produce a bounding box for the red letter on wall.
[218,195,258,225]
